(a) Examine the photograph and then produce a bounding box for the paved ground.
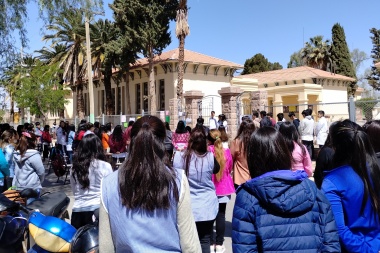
[41,159,236,252]
[41,159,316,253]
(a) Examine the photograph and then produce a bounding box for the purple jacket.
[209,145,235,196]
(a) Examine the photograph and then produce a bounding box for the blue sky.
[21,0,380,76]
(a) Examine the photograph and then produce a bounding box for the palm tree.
[301,36,332,71]
[175,0,190,109]
[42,9,87,119]
[35,44,67,65]
[90,19,118,115]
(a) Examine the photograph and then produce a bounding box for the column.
[272,93,283,119]
[184,90,204,129]
[250,90,268,113]
[169,98,179,131]
[218,86,243,139]
[298,91,309,119]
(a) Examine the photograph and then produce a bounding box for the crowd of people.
[1,108,380,252]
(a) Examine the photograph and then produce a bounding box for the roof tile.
[236,66,356,84]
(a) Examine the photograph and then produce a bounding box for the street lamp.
[85,15,95,123]
[84,8,104,123]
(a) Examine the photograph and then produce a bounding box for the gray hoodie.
[13,149,45,190]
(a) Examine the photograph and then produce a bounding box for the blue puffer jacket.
[232,170,340,253]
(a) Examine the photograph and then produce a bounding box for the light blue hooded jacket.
[12,149,45,190]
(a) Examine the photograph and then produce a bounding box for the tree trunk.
[104,65,115,115]
[148,46,156,113]
[10,95,14,124]
[177,34,185,111]
[124,66,131,114]
[76,84,85,119]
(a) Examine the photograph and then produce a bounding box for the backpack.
[52,153,66,177]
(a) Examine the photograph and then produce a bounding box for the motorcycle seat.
[27,192,70,217]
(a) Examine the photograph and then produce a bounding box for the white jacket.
[315,117,328,145]
[299,116,314,141]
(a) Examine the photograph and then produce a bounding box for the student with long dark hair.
[232,127,340,252]
[70,134,112,229]
[230,119,256,188]
[278,122,313,177]
[100,116,200,252]
[13,132,45,203]
[363,120,380,165]
[322,120,380,251]
[108,125,127,168]
[164,122,174,161]
[172,120,190,151]
[173,128,219,253]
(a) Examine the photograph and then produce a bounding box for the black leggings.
[196,220,214,253]
[212,203,227,245]
[71,211,95,229]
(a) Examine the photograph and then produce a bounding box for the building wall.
[78,62,236,117]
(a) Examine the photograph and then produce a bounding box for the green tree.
[35,44,67,65]
[241,54,282,75]
[139,0,178,112]
[91,19,118,115]
[287,50,305,68]
[301,35,332,71]
[109,0,142,114]
[14,61,69,118]
[330,23,357,96]
[0,0,102,69]
[42,9,87,118]
[367,28,380,90]
[175,0,190,109]
[110,0,178,113]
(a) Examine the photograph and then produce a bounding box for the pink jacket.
[209,145,235,196]
[292,142,313,177]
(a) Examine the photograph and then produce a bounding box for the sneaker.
[210,244,215,252]
[215,244,225,253]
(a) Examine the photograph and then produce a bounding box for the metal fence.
[197,95,221,127]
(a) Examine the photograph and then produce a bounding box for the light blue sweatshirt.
[13,149,45,190]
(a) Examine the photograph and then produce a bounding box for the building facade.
[232,66,356,121]
[69,49,243,119]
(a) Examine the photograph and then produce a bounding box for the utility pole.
[85,15,95,123]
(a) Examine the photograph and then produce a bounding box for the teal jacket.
[0,148,10,179]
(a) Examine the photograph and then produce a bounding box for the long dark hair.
[183,129,208,177]
[111,125,123,142]
[247,127,291,178]
[175,121,187,134]
[72,134,106,189]
[364,120,380,153]
[235,119,256,156]
[119,116,179,211]
[218,125,229,142]
[330,120,380,219]
[278,122,306,155]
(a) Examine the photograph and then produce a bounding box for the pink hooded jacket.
[209,145,235,196]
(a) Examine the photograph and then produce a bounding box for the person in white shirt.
[56,120,67,155]
[315,110,328,148]
[209,111,218,130]
[299,109,315,158]
[70,134,112,229]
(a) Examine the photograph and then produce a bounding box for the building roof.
[133,48,243,69]
[235,66,356,84]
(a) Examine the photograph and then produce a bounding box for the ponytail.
[208,129,226,181]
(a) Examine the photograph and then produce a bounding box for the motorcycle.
[0,190,99,253]
[0,189,71,253]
